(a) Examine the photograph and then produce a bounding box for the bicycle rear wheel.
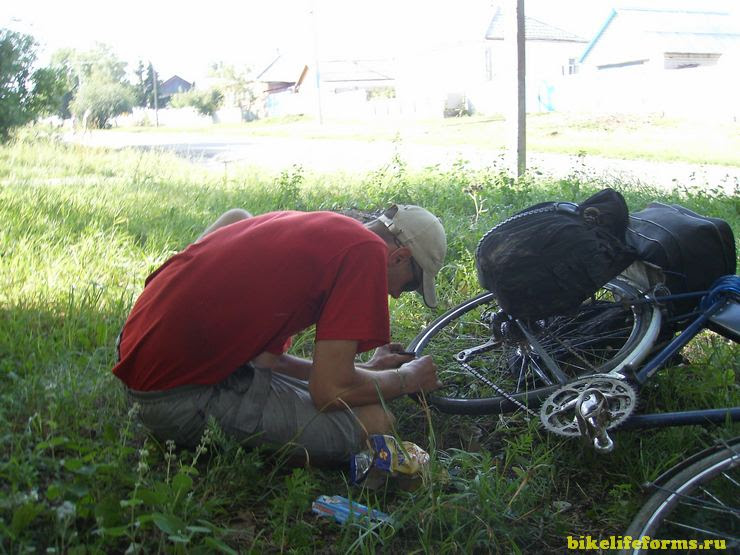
[620,438,739,554]
[407,279,658,414]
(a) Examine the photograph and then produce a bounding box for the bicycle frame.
[614,278,740,430]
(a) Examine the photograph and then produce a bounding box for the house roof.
[161,75,191,87]
[580,7,740,63]
[256,54,307,84]
[485,7,588,42]
[319,59,395,84]
[159,75,192,96]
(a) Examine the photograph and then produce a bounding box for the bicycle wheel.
[407,279,659,414]
[620,438,739,554]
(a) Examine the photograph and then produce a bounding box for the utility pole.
[151,62,159,127]
[508,0,526,177]
[311,0,324,124]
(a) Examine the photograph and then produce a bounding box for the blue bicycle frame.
[619,275,740,430]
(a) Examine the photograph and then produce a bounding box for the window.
[485,48,493,81]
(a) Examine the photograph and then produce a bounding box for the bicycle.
[407,272,739,551]
[407,272,739,436]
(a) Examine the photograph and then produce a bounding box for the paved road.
[68,130,739,194]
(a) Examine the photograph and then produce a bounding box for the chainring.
[539,374,638,437]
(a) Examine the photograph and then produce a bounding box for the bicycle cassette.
[540,374,637,437]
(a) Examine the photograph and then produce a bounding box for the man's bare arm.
[309,339,441,410]
[251,352,313,380]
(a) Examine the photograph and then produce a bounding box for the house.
[579,6,740,71]
[461,6,588,113]
[255,54,398,118]
[485,8,589,78]
[255,54,309,94]
[549,5,740,116]
[319,58,395,96]
[159,75,193,103]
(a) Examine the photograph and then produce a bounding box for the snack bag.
[370,435,429,475]
[350,435,429,484]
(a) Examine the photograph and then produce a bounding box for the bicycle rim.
[407,279,655,415]
[621,439,740,554]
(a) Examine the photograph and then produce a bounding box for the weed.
[0,135,737,553]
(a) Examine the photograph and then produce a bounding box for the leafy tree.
[133,60,163,108]
[69,78,135,128]
[209,62,259,119]
[0,28,67,141]
[170,88,223,117]
[47,43,136,128]
[50,44,134,118]
[62,42,128,83]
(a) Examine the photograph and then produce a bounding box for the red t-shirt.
[113,211,391,390]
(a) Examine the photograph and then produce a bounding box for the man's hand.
[310,340,440,409]
[363,342,415,370]
[398,355,442,394]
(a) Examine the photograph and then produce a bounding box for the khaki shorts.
[125,364,367,462]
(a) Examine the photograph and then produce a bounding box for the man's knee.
[354,404,395,436]
[197,208,252,241]
[219,208,252,224]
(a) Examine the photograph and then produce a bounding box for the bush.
[0,28,67,141]
[69,79,135,129]
[170,88,224,117]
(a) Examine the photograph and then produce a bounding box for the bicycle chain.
[459,360,539,419]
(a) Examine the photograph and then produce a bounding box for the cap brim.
[419,270,438,308]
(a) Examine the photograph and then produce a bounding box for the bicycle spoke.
[623,442,740,554]
[525,354,553,387]
[408,279,654,414]
[515,354,527,391]
[662,519,739,542]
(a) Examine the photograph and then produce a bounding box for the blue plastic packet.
[311,495,391,525]
[349,450,374,484]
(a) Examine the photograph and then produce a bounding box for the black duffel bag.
[476,188,637,320]
[626,202,736,313]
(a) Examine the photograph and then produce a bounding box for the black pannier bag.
[626,202,736,312]
[476,188,637,320]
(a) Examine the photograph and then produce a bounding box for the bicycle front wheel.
[620,438,739,554]
[407,279,658,414]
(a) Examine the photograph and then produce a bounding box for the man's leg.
[127,367,397,465]
[214,370,391,465]
[353,404,395,436]
[196,208,251,242]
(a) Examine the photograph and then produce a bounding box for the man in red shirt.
[113,204,446,463]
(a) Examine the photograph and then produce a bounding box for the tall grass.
[1,128,738,553]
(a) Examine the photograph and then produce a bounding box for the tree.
[49,43,135,128]
[133,60,163,108]
[60,42,128,84]
[48,48,79,119]
[69,78,135,129]
[0,28,67,141]
[209,62,259,120]
[170,88,223,117]
[50,44,136,118]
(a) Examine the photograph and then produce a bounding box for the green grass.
[112,112,740,166]
[1,127,738,553]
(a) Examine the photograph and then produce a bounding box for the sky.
[2,0,735,83]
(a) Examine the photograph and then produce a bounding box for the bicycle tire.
[620,438,739,554]
[407,279,659,415]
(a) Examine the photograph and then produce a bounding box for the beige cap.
[377,204,447,308]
